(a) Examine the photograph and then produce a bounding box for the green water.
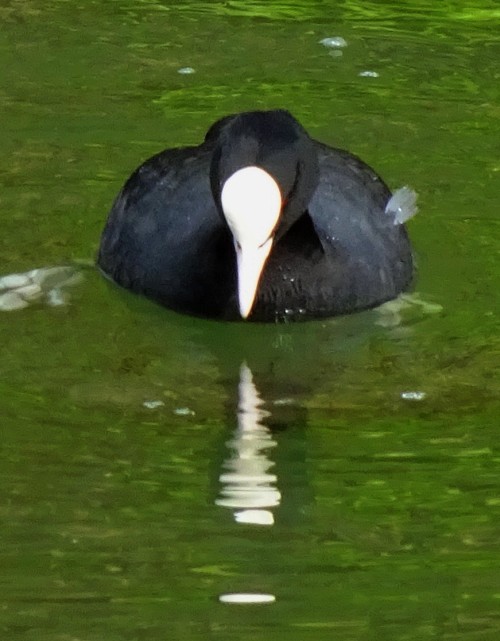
[1,1,499,639]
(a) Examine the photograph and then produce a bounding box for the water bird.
[98,109,417,321]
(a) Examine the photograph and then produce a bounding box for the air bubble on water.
[359,70,379,78]
[143,400,165,410]
[272,398,296,406]
[174,407,195,416]
[177,67,195,75]
[401,391,427,401]
[319,36,347,48]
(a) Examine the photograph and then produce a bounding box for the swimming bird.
[98,109,416,322]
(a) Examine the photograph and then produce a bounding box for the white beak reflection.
[216,363,281,526]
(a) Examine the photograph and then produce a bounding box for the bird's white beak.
[234,236,274,319]
[221,166,282,319]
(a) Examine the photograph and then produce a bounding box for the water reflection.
[216,363,281,526]
[219,593,276,604]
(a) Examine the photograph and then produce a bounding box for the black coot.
[98,109,416,321]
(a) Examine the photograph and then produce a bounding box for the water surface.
[1,1,499,639]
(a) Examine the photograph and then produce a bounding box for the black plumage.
[98,110,414,321]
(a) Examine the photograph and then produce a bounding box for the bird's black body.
[98,110,414,321]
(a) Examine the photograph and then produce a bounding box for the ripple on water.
[0,266,83,311]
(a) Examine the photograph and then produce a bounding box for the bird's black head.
[206,110,320,319]
[208,110,319,237]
